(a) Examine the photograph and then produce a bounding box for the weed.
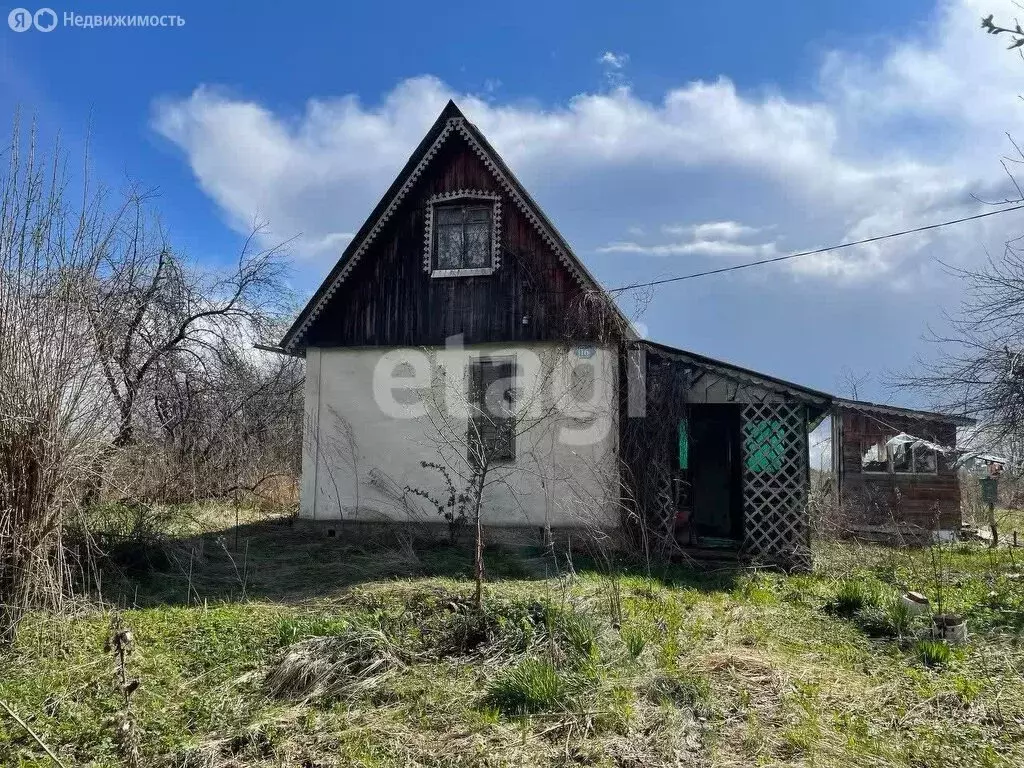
[559,611,598,661]
[484,658,571,715]
[734,573,778,606]
[852,595,917,638]
[915,639,953,667]
[830,579,877,616]
[886,597,914,637]
[277,616,351,646]
[854,605,893,637]
[621,626,646,659]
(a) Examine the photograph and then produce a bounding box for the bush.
[484,658,571,715]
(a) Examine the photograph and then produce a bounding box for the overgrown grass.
[2,511,1023,766]
[484,658,574,715]
[915,638,954,667]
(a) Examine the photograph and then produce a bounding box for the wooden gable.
[283,101,630,350]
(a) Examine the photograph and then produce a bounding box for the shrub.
[484,658,570,715]
[915,639,953,667]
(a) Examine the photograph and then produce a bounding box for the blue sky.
[2,0,1022,411]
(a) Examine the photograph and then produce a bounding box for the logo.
[8,8,32,31]
[8,7,57,31]
[34,8,56,31]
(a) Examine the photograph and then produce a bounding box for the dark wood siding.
[836,409,961,531]
[304,138,597,347]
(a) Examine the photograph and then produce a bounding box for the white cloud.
[662,221,764,240]
[599,219,780,258]
[152,0,1024,291]
[599,239,779,258]
[599,51,629,69]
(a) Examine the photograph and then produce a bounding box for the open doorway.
[688,404,744,546]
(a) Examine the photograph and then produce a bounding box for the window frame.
[860,439,890,474]
[860,439,940,476]
[424,191,502,278]
[467,355,517,466]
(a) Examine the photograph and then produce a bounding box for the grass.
[484,658,573,715]
[915,639,954,667]
[1,508,1024,766]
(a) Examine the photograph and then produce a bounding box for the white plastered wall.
[300,342,619,529]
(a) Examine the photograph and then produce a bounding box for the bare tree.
[408,343,613,611]
[837,366,871,401]
[83,214,291,449]
[0,111,302,642]
[138,331,304,504]
[0,119,128,642]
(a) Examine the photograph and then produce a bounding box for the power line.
[606,203,1024,294]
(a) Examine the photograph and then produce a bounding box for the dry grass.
[266,626,408,702]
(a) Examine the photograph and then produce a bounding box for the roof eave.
[832,397,977,427]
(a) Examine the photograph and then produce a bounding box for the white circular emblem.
[8,8,33,31]
[34,8,58,32]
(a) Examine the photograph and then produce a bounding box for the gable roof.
[281,100,634,351]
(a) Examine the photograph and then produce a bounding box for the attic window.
[424,191,501,277]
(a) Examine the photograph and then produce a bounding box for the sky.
[2,0,1024,416]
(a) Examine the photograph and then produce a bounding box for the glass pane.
[435,207,463,225]
[436,224,464,269]
[891,443,912,473]
[913,447,937,473]
[861,442,888,472]
[465,221,490,268]
[466,206,491,222]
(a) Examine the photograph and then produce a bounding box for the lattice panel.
[741,403,810,569]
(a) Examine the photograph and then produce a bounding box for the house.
[829,399,977,541]
[276,100,965,567]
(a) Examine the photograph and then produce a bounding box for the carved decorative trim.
[423,190,502,274]
[286,116,592,350]
[447,119,588,287]
[285,118,457,350]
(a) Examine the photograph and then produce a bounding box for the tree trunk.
[473,480,485,612]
